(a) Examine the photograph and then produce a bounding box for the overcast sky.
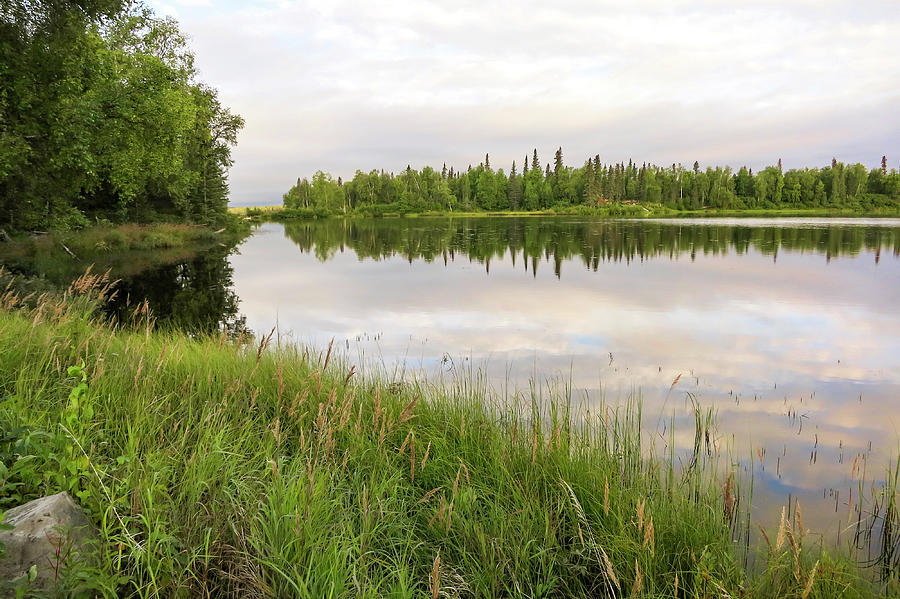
[150,0,900,205]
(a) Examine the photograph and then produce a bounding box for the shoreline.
[231,205,900,222]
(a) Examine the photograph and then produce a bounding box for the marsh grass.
[0,274,897,597]
[0,224,236,290]
[2,224,220,256]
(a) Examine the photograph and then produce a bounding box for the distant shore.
[230,204,900,222]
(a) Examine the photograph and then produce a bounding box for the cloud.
[167,0,900,203]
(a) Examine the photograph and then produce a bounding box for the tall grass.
[1,223,224,256]
[0,273,896,597]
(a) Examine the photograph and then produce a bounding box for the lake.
[129,216,900,546]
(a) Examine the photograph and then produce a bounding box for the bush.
[102,229,128,249]
[270,207,325,220]
[50,208,90,232]
[136,232,174,249]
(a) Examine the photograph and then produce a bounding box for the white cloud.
[166,0,900,203]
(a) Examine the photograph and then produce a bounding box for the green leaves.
[0,1,242,230]
[64,361,90,428]
[0,426,52,506]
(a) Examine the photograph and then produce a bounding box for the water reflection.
[231,217,900,543]
[106,243,248,334]
[0,236,249,335]
[282,217,900,274]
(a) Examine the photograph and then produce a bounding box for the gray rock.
[0,492,98,588]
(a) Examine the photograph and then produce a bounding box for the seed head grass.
[0,275,896,597]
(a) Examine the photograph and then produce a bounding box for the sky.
[149,0,900,206]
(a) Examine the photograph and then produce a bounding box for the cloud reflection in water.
[231,217,900,538]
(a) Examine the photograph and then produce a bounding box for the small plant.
[62,362,92,431]
[0,365,97,507]
[0,426,53,506]
[46,529,75,583]
[53,363,95,501]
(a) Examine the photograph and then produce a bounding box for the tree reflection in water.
[283,217,900,277]
[105,243,248,335]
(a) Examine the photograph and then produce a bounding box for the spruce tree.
[582,158,595,203]
[593,155,603,197]
[524,150,542,210]
[508,161,522,210]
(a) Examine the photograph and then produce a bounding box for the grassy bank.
[0,277,897,597]
[1,223,233,257]
[0,222,250,288]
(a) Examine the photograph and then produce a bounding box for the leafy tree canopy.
[0,0,243,230]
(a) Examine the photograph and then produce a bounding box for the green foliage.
[1,223,230,262]
[0,426,55,507]
[282,152,900,217]
[0,1,242,231]
[0,361,95,510]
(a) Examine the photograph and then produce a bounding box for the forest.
[0,0,242,231]
[283,150,900,216]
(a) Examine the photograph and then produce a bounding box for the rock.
[0,492,98,589]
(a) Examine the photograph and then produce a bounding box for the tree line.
[283,150,900,216]
[0,1,243,231]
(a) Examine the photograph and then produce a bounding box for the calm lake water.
[110,216,900,545]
